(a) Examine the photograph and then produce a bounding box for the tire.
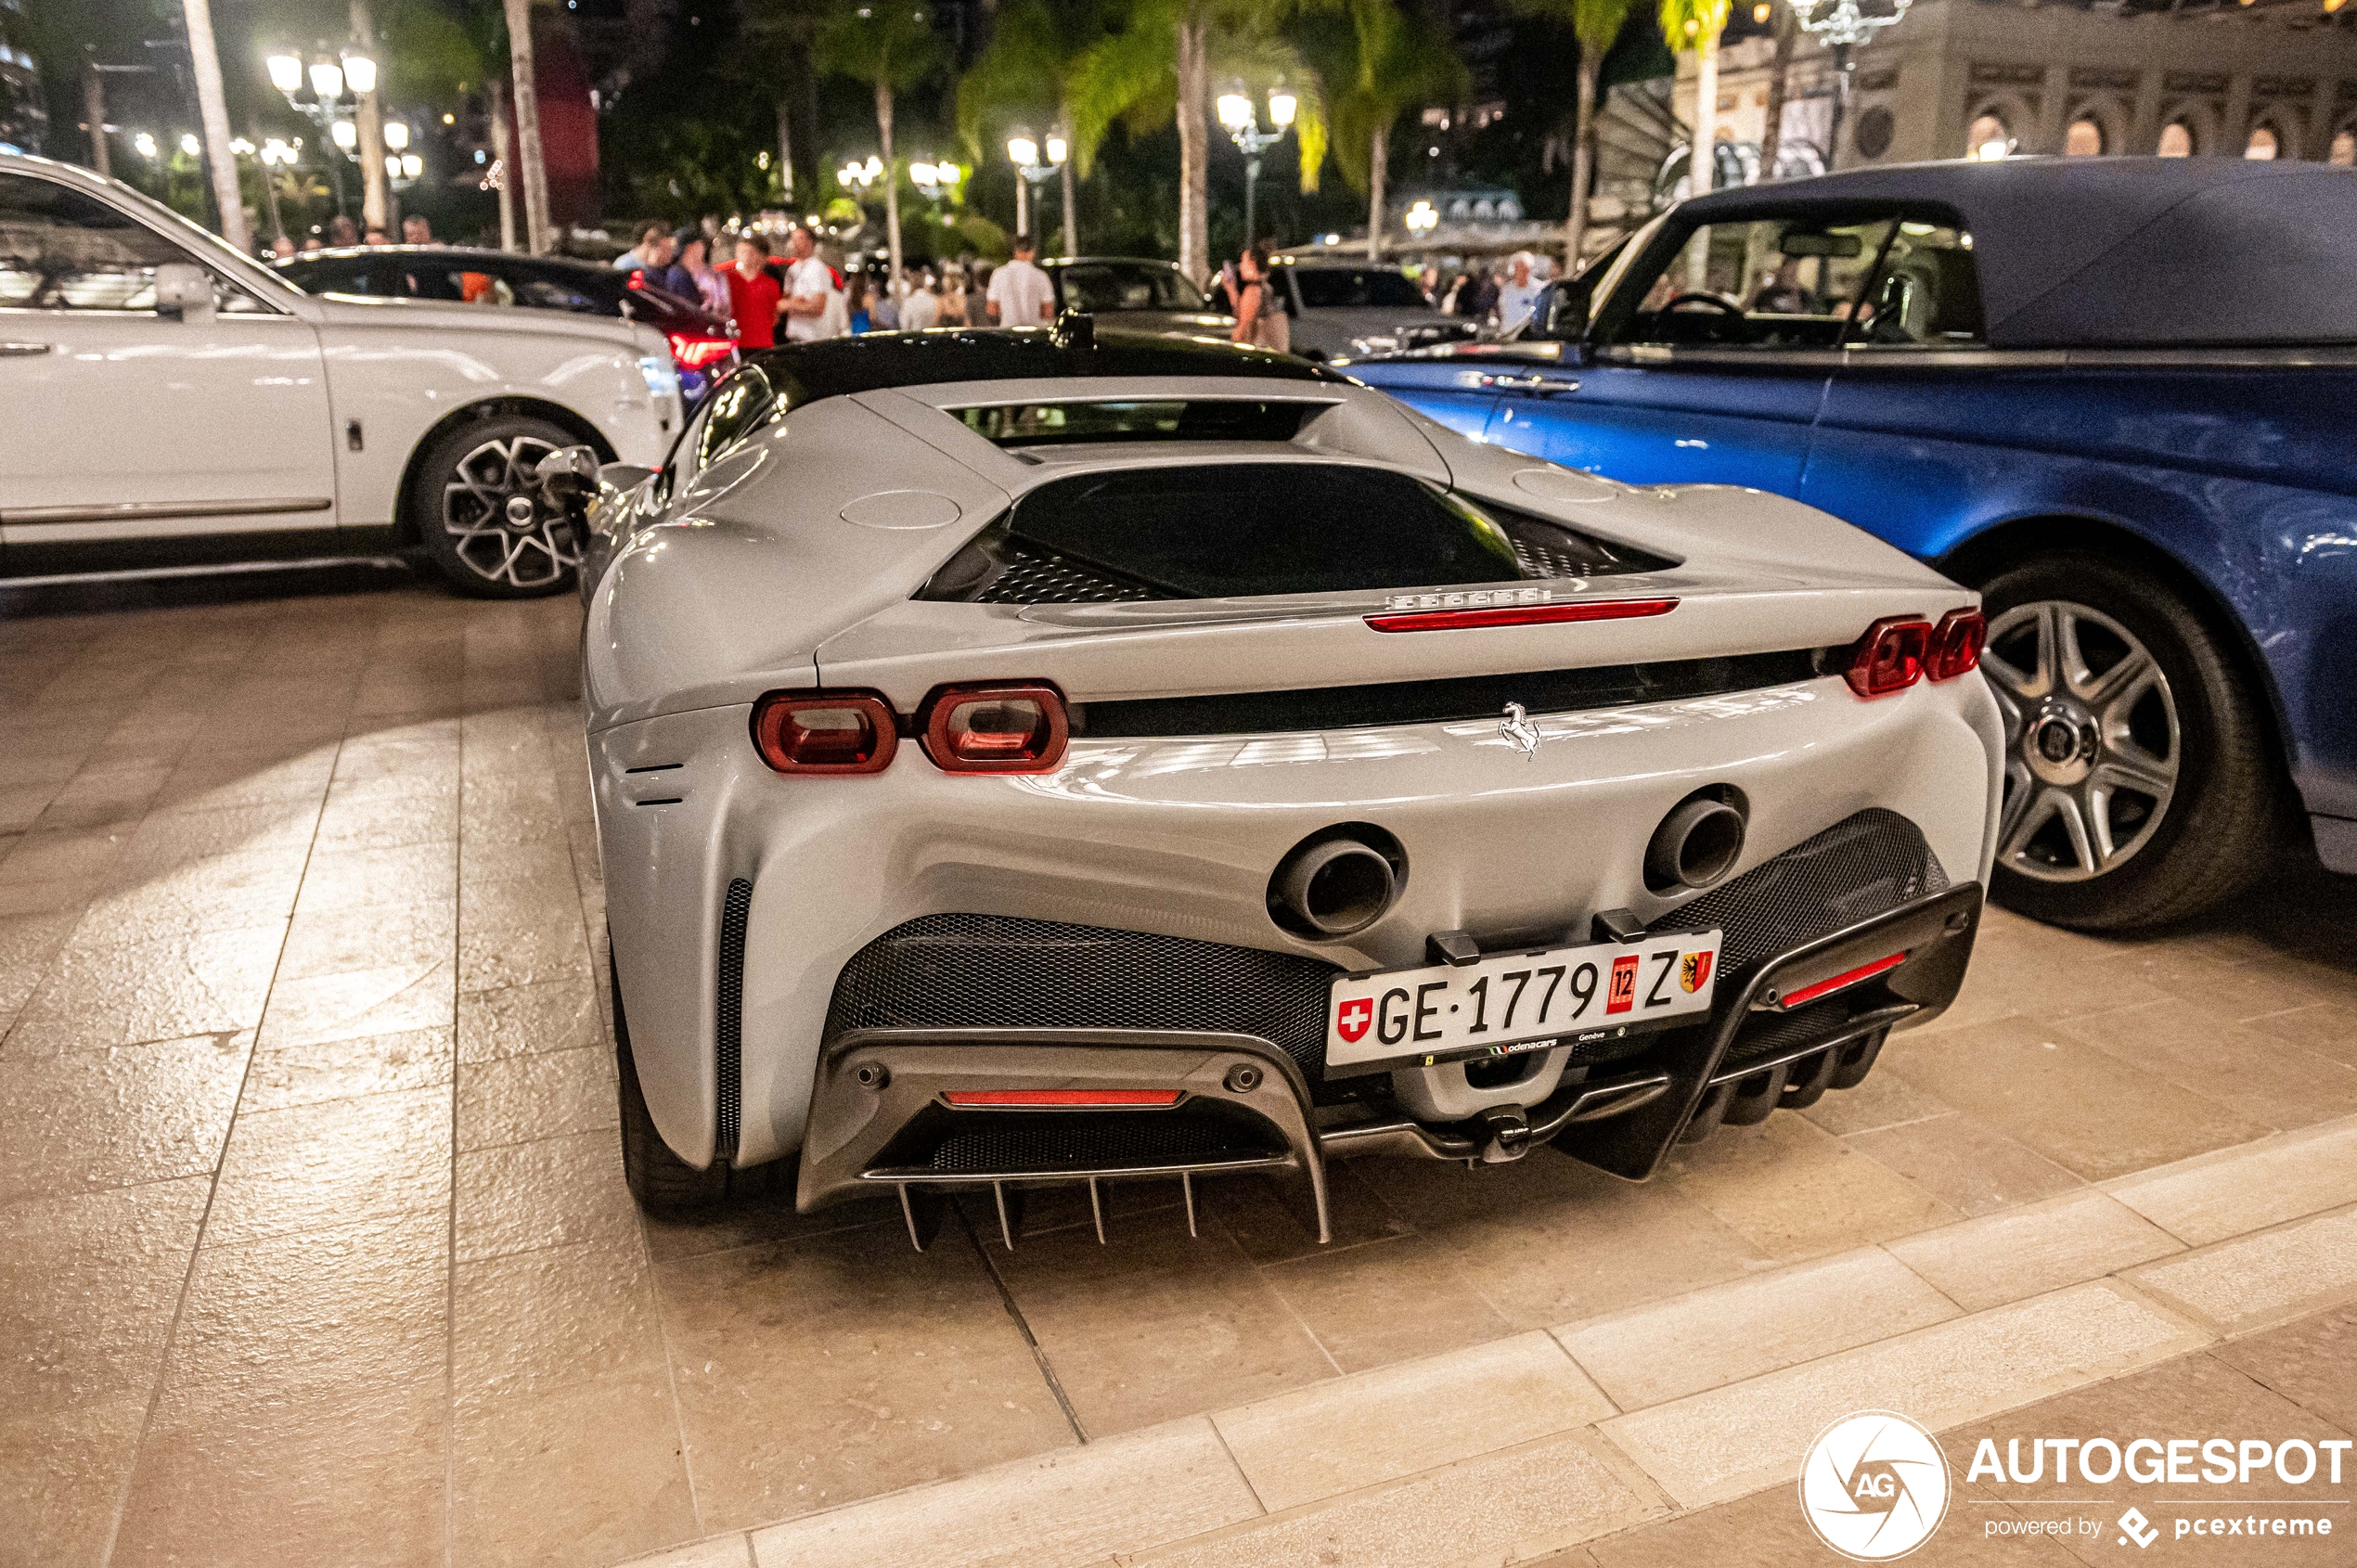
[404,414,582,598]
[1973,552,2285,931]
[612,943,731,1212]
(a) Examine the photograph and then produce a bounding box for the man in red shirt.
[725,233,784,350]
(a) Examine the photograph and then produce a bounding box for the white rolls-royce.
[0,152,680,596]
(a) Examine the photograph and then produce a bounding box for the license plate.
[1324,931,1724,1077]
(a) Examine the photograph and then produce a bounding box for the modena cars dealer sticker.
[1325,932,1723,1076]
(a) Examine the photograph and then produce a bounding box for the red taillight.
[1364,598,1679,634]
[1928,609,1986,681]
[666,331,736,370]
[919,682,1069,774]
[1842,617,1931,699]
[749,690,898,774]
[1776,950,1909,1009]
[941,1089,1181,1108]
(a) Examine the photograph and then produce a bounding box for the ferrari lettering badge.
[1499,702,1541,759]
[1681,950,1714,993]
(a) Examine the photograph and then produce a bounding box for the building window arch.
[2065,117,2104,157]
[1966,111,2014,161]
[2332,128,2356,165]
[2157,122,2195,157]
[2246,122,2281,161]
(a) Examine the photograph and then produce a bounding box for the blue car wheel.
[1977,554,2286,930]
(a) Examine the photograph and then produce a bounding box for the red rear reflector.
[1842,617,1930,699]
[920,682,1070,774]
[749,689,898,774]
[1928,608,1986,681]
[666,331,736,369]
[1778,951,1909,1009]
[942,1089,1182,1107]
[1365,598,1679,633]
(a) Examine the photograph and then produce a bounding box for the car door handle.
[0,341,52,356]
[1481,373,1578,395]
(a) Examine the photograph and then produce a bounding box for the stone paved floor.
[4,567,2354,1568]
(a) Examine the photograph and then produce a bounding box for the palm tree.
[817,1,946,285]
[956,0,1111,255]
[1315,2,1462,262]
[1659,0,1732,197]
[1511,0,1631,268]
[178,0,250,251]
[1066,0,1329,285]
[503,0,551,252]
[741,0,820,209]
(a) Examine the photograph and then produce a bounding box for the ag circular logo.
[1797,1410,1951,1561]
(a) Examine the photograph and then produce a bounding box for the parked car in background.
[1346,158,2357,931]
[551,326,1998,1225]
[1037,256,1232,336]
[1274,258,1475,362]
[275,245,737,401]
[0,153,679,596]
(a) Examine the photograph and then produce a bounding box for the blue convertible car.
[1349,158,2357,931]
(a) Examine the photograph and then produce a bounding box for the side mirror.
[596,463,657,493]
[152,262,215,320]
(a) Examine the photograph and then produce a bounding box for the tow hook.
[1475,1104,1532,1164]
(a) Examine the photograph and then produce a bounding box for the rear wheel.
[1976,552,2284,931]
[612,944,731,1212]
[406,414,581,598]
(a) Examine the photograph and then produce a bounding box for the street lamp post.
[1005,128,1065,248]
[265,41,378,223]
[1216,85,1295,248]
[1786,0,1912,170]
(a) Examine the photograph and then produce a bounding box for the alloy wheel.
[1982,599,2181,882]
[441,434,577,590]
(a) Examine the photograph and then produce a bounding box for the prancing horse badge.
[1499,702,1541,760]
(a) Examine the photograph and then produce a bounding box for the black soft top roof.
[1676,157,2357,349]
[740,326,1346,404]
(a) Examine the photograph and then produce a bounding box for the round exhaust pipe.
[1645,790,1747,893]
[1269,826,1406,938]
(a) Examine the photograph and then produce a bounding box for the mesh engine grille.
[974,543,1156,605]
[823,914,1369,1101]
[824,813,1939,1098]
[922,1112,1280,1174]
[715,879,752,1160]
[1649,808,1945,984]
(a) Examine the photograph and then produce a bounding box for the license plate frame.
[1323,930,1724,1078]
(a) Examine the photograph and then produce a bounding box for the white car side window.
[0,174,266,314]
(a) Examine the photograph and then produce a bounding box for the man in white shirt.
[779,226,841,341]
[985,236,1056,326]
[1495,251,1544,333]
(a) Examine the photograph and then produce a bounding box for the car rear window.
[917,462,1668,603]
[953,400,1318,447]
[1290,269,1427,310]
[1054,263,1207,314]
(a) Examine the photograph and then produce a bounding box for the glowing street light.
[341,51,377,96]
[134,131,159,160]
[308,57,344,101]
[401,153,422,179]
[1787,0,1913,170]
[266,53,304,94]
[1004,125,1063,243]
[1217,84,1295,245]
[383,121,409,150]
[179,133,201,157]
[1404,199,1438,235]
[331,118,358,151]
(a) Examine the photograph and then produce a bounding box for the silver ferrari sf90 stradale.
[551,320,2003,1249]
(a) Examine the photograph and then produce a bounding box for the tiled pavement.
[3,569,2355,1568]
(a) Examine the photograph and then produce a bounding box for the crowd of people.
[600,217,1058,349]
[1414,250,1550,333]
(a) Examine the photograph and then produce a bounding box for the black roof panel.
[741,326,1346,402]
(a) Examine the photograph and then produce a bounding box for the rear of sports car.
[585,350,2003,1245]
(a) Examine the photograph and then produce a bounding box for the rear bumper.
[792,878,1982,1244]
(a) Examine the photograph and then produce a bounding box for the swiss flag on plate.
[1336,996,1373,1043]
